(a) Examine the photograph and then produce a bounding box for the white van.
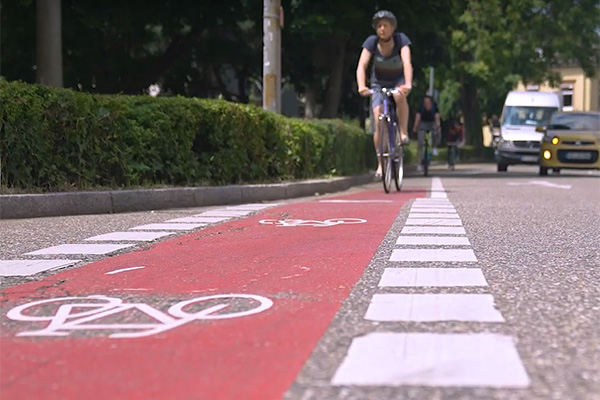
[495,91,561,171]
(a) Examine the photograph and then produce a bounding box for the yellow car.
[539,112,600,175]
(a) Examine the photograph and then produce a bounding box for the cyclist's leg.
[392,89,409,143]
[371,91,385,175]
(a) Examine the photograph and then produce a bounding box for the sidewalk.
[0,174,375,219]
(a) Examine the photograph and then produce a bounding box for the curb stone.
[0,174,375,220]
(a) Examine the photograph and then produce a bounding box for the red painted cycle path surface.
[0,189,423,400]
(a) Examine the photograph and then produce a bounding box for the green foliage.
[0,80,371,191]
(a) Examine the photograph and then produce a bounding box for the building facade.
[517,66,600,112]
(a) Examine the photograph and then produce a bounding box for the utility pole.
[36,0,63,87]
[263,0,281,113]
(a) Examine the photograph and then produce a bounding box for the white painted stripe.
[396,236,471,246]
[390,248,477,262]
[331,333,530,388]
[166,217,228,223]
[85,232,175,242]
[379,268,488,287]
[196,210,252,217]
[106,266,146,275]
[129,223,204,231]
[401,226,466,235]
[319,200,394,204]
[408,213,460,219]
[405,219,463,226]
[408,208,456,213]
[431,192,448,199]
[414,198,452,205]
[173,217,230,223]
[226,204,277,210]
[0,260,81,276]
[25,244,135,256]
[364,294,504,322]
[411,205,455,209]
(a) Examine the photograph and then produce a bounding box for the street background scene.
[1,1,599,400]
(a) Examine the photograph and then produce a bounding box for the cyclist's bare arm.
[356,48,372,96]
[435,112,441,132]
[399,45,413,94]
[413,113,421,134]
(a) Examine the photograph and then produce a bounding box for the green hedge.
[0,80,373,191]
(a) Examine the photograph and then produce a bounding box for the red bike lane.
[0,189,423,400]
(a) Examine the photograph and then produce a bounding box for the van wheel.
[497,163,508,172]
[539,167,548,176]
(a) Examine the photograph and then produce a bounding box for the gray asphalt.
[1,163,599,399]
[285,164,600,400]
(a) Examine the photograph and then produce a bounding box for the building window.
[560,82,574,111]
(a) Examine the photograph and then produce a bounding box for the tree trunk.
[36,0,63,87]
[460,76,483,152]
[304,84,317,119]
[319,37,347,119]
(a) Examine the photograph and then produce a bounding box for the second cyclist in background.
[413,95,441,172]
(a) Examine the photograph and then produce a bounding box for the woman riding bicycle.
[356,10,413,177]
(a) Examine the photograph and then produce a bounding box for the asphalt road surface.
[1,164,598,400]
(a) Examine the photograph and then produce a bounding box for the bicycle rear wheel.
[393,144,404,191]
[380,123,392,193]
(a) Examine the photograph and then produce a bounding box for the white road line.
[405,219,463,226]
[408,213,460,219]
[364,293,505,322]
[331,333,530,388]
[226,204,280,210]
[411,206,456,211]
[195,210,253,217]
[129,223,205,231]
[166,217,230,223]
[401,226,466,235]
[508,180,572,189]
[106,266,146,275]
[379,268,488,287]
[0,260,81,277]
[396,236,471,246]
[25,244,135,256]
[85,232,175,242]
[391,248,477,262]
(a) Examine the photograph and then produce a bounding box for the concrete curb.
[0,173,375,219]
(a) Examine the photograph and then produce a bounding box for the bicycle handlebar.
[366,88,402,96]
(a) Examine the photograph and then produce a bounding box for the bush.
[0,80,372,191]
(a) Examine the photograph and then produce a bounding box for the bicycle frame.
[378,90,398,160]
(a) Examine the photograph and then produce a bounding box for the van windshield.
[502,106,558,126]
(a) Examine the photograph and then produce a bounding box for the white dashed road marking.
[332,333,530,388]
[85,232,175,242]
[396,236,471,246]
[0,260,81,277]
[379,268,488,287]
[129,223,206,231]
[25,244,135,255]
[165,217,231,223]
[332,177,530,389]
[364,293,505,322]
[405,218,463,226]
[195,210,253,217]
[390,248,477,262]
[401,226,466,235]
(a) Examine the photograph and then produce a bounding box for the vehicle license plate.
[521,155,538,162]
[565,152,592,160]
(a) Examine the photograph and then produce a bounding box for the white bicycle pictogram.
[6,294,273,339]
[259,218,367,227]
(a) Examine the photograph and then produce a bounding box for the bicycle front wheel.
[380,123,392,193]
[393,145,404,191]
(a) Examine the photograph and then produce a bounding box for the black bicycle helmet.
[372,10,397,29]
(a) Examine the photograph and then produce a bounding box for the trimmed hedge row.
[0,80,374,191]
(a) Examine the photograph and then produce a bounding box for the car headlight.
[543,135,560,145]
[499,139,512,147]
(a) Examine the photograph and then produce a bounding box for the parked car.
[538,112,600,175]
[496,91,561,172]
